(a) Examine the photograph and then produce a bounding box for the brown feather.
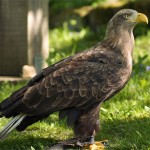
[0,9,142,141]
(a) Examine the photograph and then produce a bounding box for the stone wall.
[0,0,49,76]
[0,0,28,76]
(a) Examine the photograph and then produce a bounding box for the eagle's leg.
[74,104,108,149]
[75,136,107,150]
[48,105,108,149]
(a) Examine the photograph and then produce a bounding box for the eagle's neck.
[104,26,134,51]
[103,26,134,68]
[101,25,135,76]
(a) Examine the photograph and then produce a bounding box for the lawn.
[0,24,150,150]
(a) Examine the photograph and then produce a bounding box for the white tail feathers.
[0,114,26,140]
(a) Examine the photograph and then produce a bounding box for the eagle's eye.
[124,14,130,18]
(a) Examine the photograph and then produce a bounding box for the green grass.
[0,25,150,149]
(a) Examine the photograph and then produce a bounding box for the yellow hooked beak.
[135,13,148,24]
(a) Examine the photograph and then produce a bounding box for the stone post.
[28,0,49,73]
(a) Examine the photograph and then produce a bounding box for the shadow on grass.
[0,114,70,150]
[97,117,150,150]
[0,136,55,150]
[0,116,149,150]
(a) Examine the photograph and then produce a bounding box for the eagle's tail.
[0,114,26,140]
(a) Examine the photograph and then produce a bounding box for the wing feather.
[3,49,128,117]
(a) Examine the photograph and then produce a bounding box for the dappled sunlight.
[28,9,43,36]
[28,3,49,72]
[134,31,150,64]
[50,23,87,50]
[101,99,149,120]
[49,24,92,65]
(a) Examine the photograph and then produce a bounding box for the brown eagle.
[0,9,148,149]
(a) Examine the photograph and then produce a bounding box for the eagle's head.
[105,9,148,41]
[111,9,148,28]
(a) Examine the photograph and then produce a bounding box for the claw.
[48,137,108,150]
[83,140,108,150]
[89,144,99,150]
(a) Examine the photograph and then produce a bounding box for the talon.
[89,144,98,150]
[83,140,108,150]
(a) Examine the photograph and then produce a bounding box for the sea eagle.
[0,9,148,149]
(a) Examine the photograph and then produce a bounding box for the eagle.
[0,9,148,149]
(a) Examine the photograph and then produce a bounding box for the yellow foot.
[83,140,108,150]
